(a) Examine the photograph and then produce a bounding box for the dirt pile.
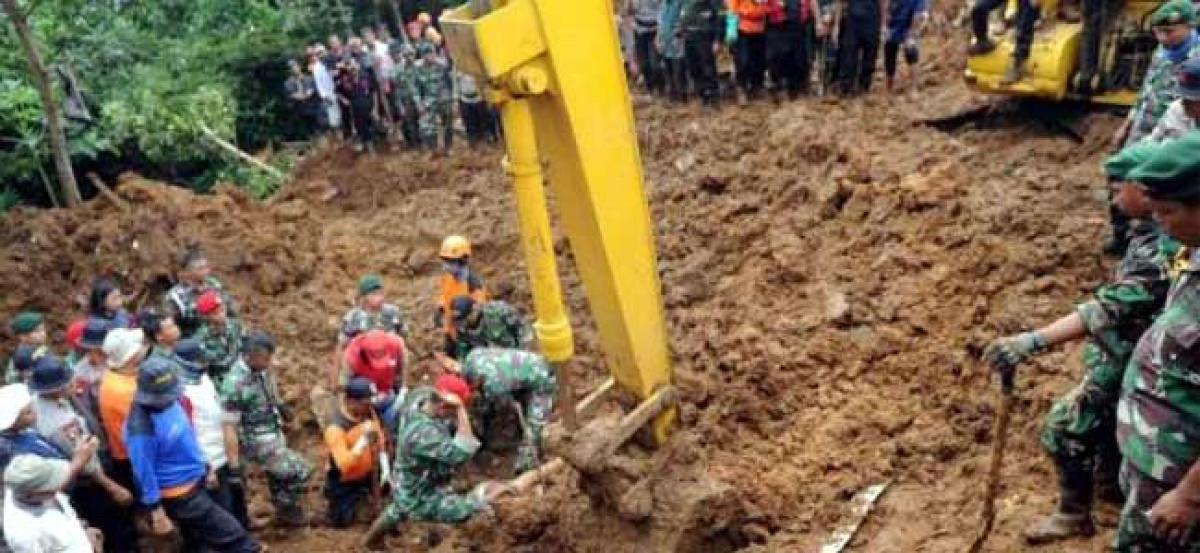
[0,15,1130,553]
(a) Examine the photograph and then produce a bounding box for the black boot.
[1024,457,1096,545]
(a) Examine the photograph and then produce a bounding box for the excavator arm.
[441,0,676,446]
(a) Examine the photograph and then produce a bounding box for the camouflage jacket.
[394,387,479,488]
[461,348,556,402]
[390,61,418,107]
[453,301,533,360]
[219,359,284,440]
[1077,222,1180,361]
[1127,34,1200,144]
[1117,246,1200,484]
[412,59,451,112]
[195,318,245,376]
[338,304,407,344]
[163,277,235,338]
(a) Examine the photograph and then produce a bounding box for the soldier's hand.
[982,332,1045,370]
[1150,488,1200,546]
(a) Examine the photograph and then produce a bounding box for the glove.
[982,331,1046,386]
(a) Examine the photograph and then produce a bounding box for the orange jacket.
[324,406,384,482]
[99,370,137,460]
[729,0,770,33]
[436,270,487,336]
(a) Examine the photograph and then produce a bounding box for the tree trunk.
[2,0,82,207]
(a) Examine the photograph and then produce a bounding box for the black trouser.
[883,38,919,78]
[162,484,260,553]
[1079,0,1107,79]
[350,101,375,146]
[71,480,137,553]
[634,29,664,93]
[684,31,719,103]
[837,15,881,95]
[460,100,494,145]
[971,0,1037,60]
[664,57,690,101]
[323,465,372,528]
[208,465,249,529]
[735,32,767,94]
[766,20,811,97]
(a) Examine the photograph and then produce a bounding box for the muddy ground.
[0,8,1134,553]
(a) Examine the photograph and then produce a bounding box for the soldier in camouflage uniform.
[983,142,1181,544]
[163,248,236,339]
[412,42,452,151]
[446,296,534,361]
[1107,132,1200,551]
[4,312,45,385]
[195,290,245,386]
[219,332,314,526]
[330,274,406,391]
[363,376,506,549]
[390,44,422,149]
[438,348,556,473]
[1106,0,1200,254]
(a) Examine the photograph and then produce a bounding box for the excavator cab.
[965,0,1162,105]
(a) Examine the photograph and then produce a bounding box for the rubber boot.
[1001,58,1026,85]
[1023,464,1096,545]
[362,514,395,552]
[967,39,996,56]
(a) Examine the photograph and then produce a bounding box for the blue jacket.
[0,429,67,472]
[126,402,207,508]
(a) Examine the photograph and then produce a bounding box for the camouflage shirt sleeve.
[219,370,248,421]
[409,419,480,469]
[1077,234,1173,339]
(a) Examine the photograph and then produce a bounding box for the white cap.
[102,328,146,369]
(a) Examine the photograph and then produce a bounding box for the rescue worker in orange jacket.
[435,235,488,355]
[729,0,770,101]
[322,377,385,528]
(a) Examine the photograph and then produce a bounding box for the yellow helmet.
[439,235,471,259]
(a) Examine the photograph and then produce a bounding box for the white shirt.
[3,490,92,553]
[311,61,336,101]
[1147,99,1199,143]
[183,375,227,469]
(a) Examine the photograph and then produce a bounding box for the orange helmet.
[439,235,471,260]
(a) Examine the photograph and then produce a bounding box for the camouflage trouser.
[417,100,449,148]
[243,432,314,510]
[1040,341,1124,504]
[1115,462,1200,551]
[379,478,487,526]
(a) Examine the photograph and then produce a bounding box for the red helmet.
[435,373,471,405]
[196,290,223,316]
[65,318,87,350]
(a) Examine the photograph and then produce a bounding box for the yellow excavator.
[440,0,677,478]
[965,0,1162,105]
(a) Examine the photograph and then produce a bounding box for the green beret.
[8,312,43,335]
[1105,142,1160,181]
[1151,0,1196,26]
[358,274,383,296]
[1127,131,1200,200]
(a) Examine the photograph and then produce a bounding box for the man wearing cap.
[331,275,407,389]
[97,328,148,498]
[1106,0,1200,255]
[446,296,534,361]
[1110,132,1200,550]
[175,339,247,527]
[195,290,246,387]
[4,313,46,385]
[1147,57,1200,143]
[363,376,507,549]
[322,377,383,528]
[63,319,86,369]
[340,329,407,395]
[126,356,261,553]
[70,319,110,443]
[219,332,313,527]
[3,455,100,553]
[29,356,137,552]
[0,383,98,474]
[163,248,234,339]
[982,144,1179,544]
[437,348,557,473]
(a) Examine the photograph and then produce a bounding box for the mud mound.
[0,14,1127,553]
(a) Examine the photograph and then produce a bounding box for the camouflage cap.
[1151,0,1196,26]
[1104,141,1159,181]
[1127,132,1200,200]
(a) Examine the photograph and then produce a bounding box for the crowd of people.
[976,0,1200,550]
[620,0,929,105]
[0,235,555,552]
[282,15,500,159]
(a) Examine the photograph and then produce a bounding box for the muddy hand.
[982,332,1045,387]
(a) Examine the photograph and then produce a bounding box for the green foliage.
[0,0,382,204]
[0,188,19,213]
